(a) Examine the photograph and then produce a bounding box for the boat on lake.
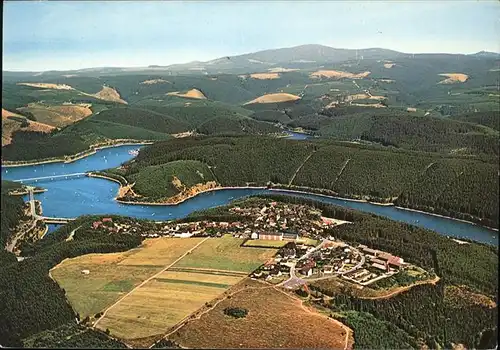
[128,149,139,156]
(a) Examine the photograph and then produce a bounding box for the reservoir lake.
[1,140,497,246]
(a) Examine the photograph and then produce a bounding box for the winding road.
[280,240,365,289]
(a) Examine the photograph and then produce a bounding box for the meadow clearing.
[310,70,371,79]
[53,235,278,344]
[168,278,353,349]
[90,86,128,104]
[244,92,301,104]
[2,108,55,146]
[18,103,93,127]
[50,238,205,318]
[166,89,207,100]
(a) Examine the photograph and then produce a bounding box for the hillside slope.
[117,136,499,228]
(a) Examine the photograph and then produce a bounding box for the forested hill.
[3,46,499,162]
[117,136,499,228]
[1,181,26,260]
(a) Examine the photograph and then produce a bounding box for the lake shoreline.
[395,206,499,232]
[1,141,153,168]
[115,186,268,206]
[89,174,497,233]
[269,187,395,206]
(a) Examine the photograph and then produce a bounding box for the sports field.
[242,239,288,248]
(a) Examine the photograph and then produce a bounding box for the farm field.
[87,236,277,343]
[50,237,205,318]
[95,269,244,340]
[168,278,353,349]
[174,235,277,272]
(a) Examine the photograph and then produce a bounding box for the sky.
[3,0,500,71]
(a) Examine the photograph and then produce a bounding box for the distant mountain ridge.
[471,50,500,58]
[3,44,499,75]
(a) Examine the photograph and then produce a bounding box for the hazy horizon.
[3,1,500,72]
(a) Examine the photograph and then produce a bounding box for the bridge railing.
[13,173,87,183]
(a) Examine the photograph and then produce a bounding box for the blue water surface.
[2,144,497,245]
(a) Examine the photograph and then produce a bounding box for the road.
[26,186,73,223]
[279,239,329,289]
[5,219,37,253]
[93,237,210,329]
[27,186,36,217]
[360,275,441,300]
[279,240,366,288]
[5,189,38,252]
[65,225,82,241]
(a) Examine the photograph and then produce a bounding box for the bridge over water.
[37,216,75,224]
[26,186,76,223]
[13,172,87,183]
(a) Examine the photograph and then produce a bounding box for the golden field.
[50,238,205,318]
[244,93,301,104]
[52,236,278,344]
[168,278,353,349]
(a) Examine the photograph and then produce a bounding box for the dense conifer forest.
[182,194,499,349]
[117,136,499,228]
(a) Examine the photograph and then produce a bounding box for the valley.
[1,37,498,350]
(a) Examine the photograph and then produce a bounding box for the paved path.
[65,225,82,242]
[93,237,210,329]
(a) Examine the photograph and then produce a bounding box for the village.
[90,200,350,240]
[88,200,411,289]
[252,240,409,287]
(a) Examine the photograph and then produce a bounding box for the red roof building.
[387,256,403,267]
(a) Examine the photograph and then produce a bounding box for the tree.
[223,307,248,319]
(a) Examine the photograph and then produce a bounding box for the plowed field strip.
[154,278,231,289]
[168,267,248,276]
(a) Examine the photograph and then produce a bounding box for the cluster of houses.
[252,242,314,280]
[90,217,144,234]
[229,201,341,240]
[105,200,343,241]
[296,242,363,277]
[251,239,410,287]
[357,245,406,271]
[340,245,407,286]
